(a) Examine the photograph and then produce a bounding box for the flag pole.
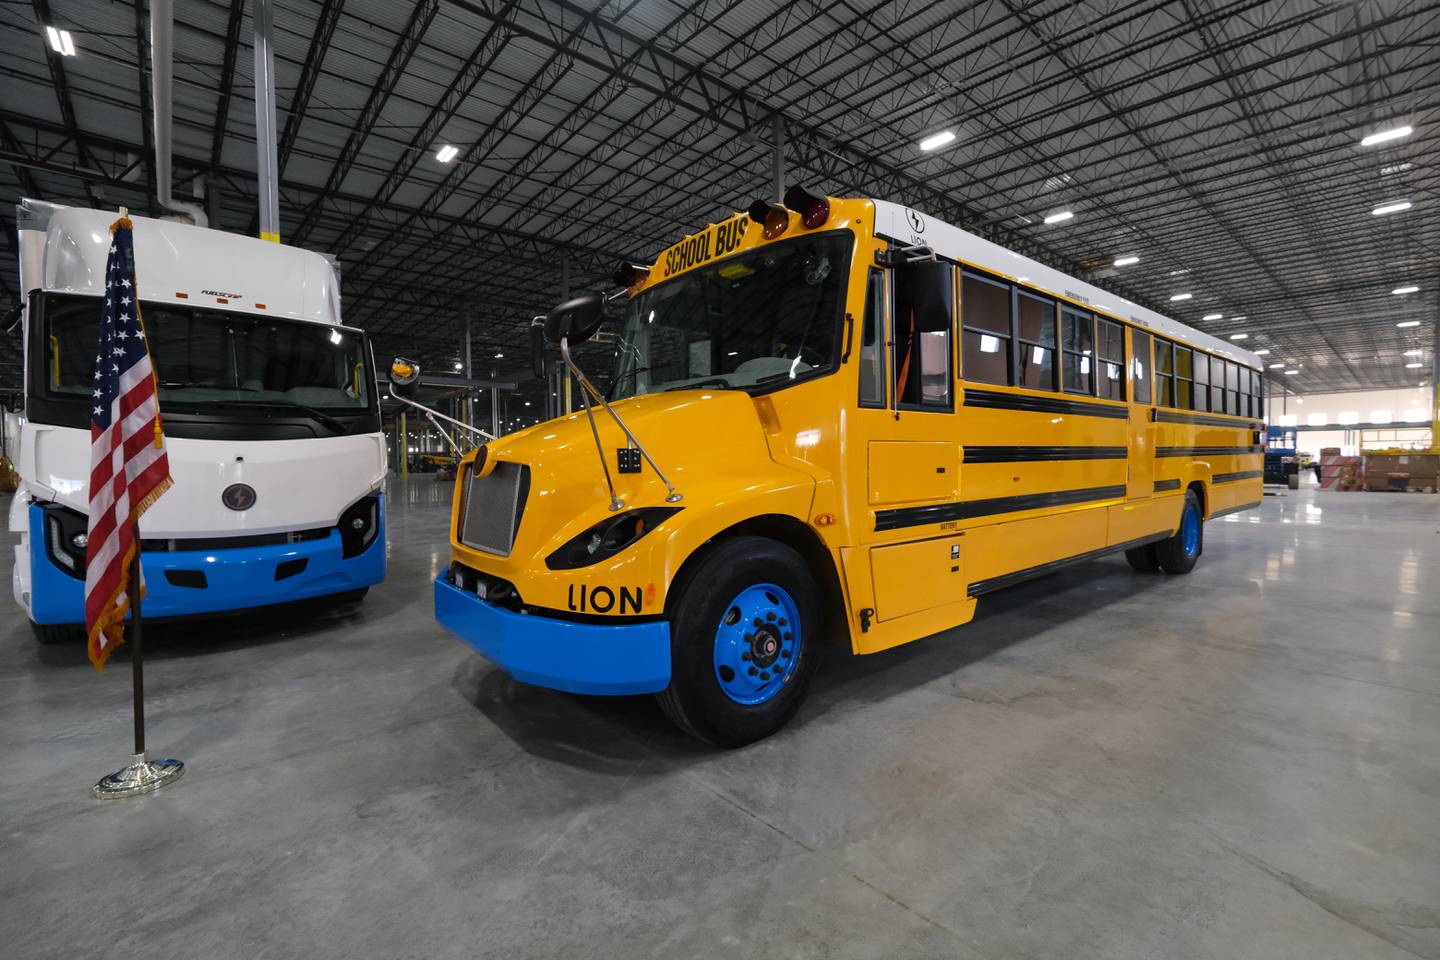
[92,206,184,800]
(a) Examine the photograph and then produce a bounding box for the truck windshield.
[39,294,372,413]
[609,232,853,400]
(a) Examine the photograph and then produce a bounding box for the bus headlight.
[42,504,88,579]
[338,495,381,558]
[545,507,681,570]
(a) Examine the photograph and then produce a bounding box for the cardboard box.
[1320,447,1341,457]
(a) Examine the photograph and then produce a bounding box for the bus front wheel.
[1155,489,1204,575]
[657,536,819,747]
[31,622,81,645]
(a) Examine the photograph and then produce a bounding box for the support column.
[464,315,474,432]
[561,254,572,416]
[399,412,408,478]
[252,0,280,242]
[771,113,784,203]
[1431,299,1439,448]
[490,386,499,437]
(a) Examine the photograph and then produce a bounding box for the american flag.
[85,216,172,670]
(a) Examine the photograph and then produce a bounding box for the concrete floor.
[1,478,1437,959]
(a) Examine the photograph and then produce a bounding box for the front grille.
[141,527,330,552]
[458,461,530,556]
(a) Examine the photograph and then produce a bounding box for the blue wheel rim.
[1181,502,1200,557]
[712,583,802,705]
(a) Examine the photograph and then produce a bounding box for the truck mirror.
[389,357,420,398]
[543,291,606,346]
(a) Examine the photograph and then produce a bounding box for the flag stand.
[91,490,185,796]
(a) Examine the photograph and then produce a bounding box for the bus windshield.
[39,294,373,415]
[609,232,853,400]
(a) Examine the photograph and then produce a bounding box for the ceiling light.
[1169,293,1192,302]
[1268,362,1284,369]
[1202,313,1223,321]
[1229,315,1247,322]
[435,144,459,163]
[1397,320,1421,328]
[494,351,503,359]
[1254,349,1270,355]
[1381,162,1414,175]
[1360,125,1413,147]
[454,361,463,371]
[1284,369,1299,375]
[918,130,956,151]
[45,26,76,56]
[1392,285,1419,295]
[1113,255,1139,267]
[1404,349,1423,356]
[1043,210,1074,225]
[1229,333,1248,340]
[1372,200,1412,216]
[1405,362,1423,369]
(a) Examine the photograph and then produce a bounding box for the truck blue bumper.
[27,499,387,625]
[434,574,671,695]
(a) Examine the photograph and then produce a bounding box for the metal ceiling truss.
[1,0,1435,396]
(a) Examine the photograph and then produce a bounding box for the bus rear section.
[10,201,387,642]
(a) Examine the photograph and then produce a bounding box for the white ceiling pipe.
[150,0,208,226]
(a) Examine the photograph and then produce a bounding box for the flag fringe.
[86,476,170,671]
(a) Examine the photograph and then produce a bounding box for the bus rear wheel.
[657,536,819,747]
[1155,489,1203,575]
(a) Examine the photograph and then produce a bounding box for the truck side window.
[858,269,885,408]
[893,261,954,410]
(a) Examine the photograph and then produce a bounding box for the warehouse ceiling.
[1,0,1436,404]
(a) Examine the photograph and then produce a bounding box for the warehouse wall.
[1267,386,1434,455]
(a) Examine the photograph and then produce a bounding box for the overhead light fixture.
[1113,255,1139,267]
[1254,349,1270,355]
[1392,285,1419,295]
[1360,125,1413,147]
[1229,315,1247,321]
[1381,162,1414,175]
[1284,369,1299,375]
[1229,333,1248,340]
[494,351,503,359]
[435,144,460,163]
[918,130,956,151]
[1406,362,1424,369]
[45,26,76,56]
[1268,362,1284,369]
[1043,210,1074,225]
[1202,313,1223,321]
[1169,293,1192,302]
[1397,320,1421,328]
[453,361,463,371]
[1403,349,1423,357]
[1372,200,1412,216]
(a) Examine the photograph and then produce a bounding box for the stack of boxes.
[1361,452,1439,493]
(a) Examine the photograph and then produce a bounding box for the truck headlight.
[42,504,88,579]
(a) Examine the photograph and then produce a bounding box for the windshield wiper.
[665,377,733,392]
[207,399,348,433]
[606,366,652,401]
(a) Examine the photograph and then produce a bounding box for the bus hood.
[17,425,386,537]
[466,389,812,558]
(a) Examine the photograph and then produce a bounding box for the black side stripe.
[874,484,1127,532]
[968,533,1170,597]
[1210,499,1262,518]
[1153,479,1180,492]
[1157,445,1261,457]
[1154,409,1264,429]
[963,388,1129,420]
[1213,470,1263,484]
[964,445,1128,463]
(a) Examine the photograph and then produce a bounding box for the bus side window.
[1016,291,1057,391]
[858,269,886,407]
[1130,329,1153,404]
[961,271,1010,386]
[1174,345,1193,409]
[1192,351,1210,411]
[1155,338,1174,407]
[1061,307,1095,395]
[1097,317,1125,400]
[893,260,954,410]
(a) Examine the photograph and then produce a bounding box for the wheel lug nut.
[783,632,792,640]
[748,667,758,676]
[753,618,764,628]
[741,652,751,661]
[760,672,770,680]
[782,648,791,658]
[766,612,776,621]
[778,618,787,626]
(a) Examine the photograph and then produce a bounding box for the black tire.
[336,588,369,604]
[32,622,82,645]
[1155,489,1204,575]
[656,536,820,747]
[1287,473,1300,490]
[1125,543,1160,572]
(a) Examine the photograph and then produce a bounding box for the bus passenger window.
[1061,308,1094,395]
[1192,352,1210,411]
[961,272,1010,386]
[1224,360,1239,414]
[1097,317,1125,400]
[1174,346,1193,409]
[858,269,885,407]
[1155,339,1174,407]
[893,260,953,410]
[1130,329,1152,403]
[1017,292,1056,390]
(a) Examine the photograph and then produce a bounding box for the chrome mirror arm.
[386,390,496,457]
[559,336,682,505]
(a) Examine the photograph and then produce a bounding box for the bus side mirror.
[895,260,953,331]
[543,291,606,346]
[529,317,547,380]
[389,357,420,399]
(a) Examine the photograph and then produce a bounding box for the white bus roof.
[872,199,1263,371]
[16,200,342,326]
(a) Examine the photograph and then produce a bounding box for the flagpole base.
[92,751,184,800]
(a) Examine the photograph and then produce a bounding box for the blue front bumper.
[28,500,387,624]
[434,575,671,695]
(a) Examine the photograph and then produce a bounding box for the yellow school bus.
[433,189,1264,745]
